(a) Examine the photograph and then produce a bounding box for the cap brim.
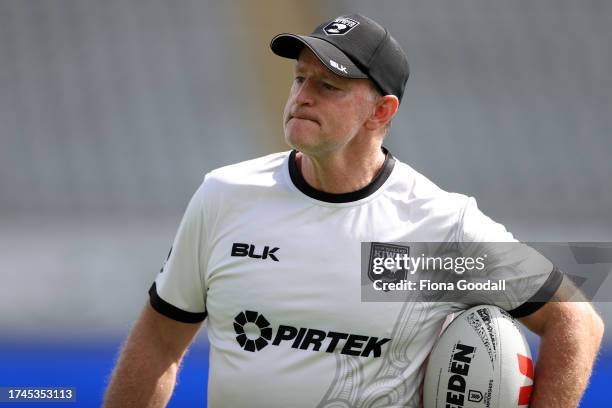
[270,34,368,79]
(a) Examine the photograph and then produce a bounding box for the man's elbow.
[563,302,604,352]
[579,303,604,341]
[590,306,605,345]
[533,302,604,349]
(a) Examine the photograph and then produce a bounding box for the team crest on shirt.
[367,243,410,291]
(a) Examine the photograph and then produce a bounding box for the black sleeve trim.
[148,282,207,323]
[507,266,563,318]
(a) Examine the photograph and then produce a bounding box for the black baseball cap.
[270,14,409,102]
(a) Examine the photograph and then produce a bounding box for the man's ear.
[365,95,399,131]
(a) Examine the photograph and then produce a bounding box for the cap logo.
[330,59,348,74]
[323,17,359,36]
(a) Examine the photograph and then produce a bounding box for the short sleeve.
[458,198,563,317]
[149,180,209,323]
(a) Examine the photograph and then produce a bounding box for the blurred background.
[0,0,610,406]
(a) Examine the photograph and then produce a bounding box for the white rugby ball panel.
[423,305,534,408]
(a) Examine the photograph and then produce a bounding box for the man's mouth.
[289,114,319,125]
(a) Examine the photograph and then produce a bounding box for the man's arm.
[519,276,604,408]
[103,303,202,408]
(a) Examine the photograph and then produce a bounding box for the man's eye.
[294,76,305,84]
[323,82,338,91]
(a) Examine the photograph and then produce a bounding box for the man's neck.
[296,144,387,194]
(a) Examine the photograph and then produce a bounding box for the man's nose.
[294,79,315,106]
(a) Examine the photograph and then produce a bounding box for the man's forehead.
[294,48,343,80]
[293,47,379,95]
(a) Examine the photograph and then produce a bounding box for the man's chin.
[284,134,309,151]
[284,127,319,150]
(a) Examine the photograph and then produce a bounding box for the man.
[104,14,603,408]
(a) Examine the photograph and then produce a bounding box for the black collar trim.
[288,147,395,203]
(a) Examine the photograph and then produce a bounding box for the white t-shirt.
[149,150,561,408]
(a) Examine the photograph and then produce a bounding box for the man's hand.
[519,276,604,408]
[103,303,202,408]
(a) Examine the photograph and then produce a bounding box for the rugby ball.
[423,305,534,408]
